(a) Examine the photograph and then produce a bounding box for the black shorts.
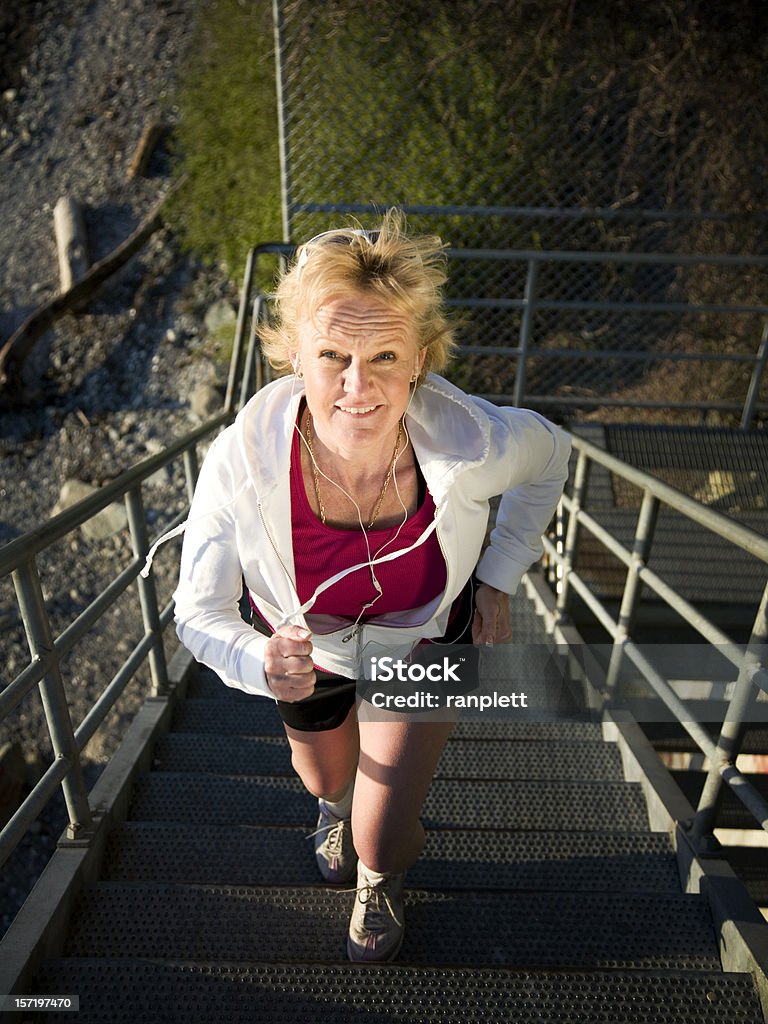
[254,578,476,733]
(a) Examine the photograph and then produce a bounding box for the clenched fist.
[472,583,513,646]
[264,624,316,702]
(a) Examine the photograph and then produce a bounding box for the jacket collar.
[234,372,490,500]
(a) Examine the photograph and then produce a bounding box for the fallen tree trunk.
[53,196,89,291]
[0,184,179,396]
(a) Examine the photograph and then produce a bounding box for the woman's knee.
[291,753,353,800]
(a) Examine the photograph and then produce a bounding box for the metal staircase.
[25,593,765,1023]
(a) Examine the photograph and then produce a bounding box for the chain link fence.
[272,0,768,424]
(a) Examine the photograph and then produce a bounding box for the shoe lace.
[306,815,347,855]
[354,880,403,930]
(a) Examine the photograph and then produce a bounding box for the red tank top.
[290,419,447,620]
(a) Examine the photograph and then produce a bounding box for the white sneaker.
[309,800,357,883]
[347,862,405,962]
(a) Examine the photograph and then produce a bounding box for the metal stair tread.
[152,733,626,780]
[31,960,765,1023]
[172,696,601,740]
[65,882,719,970]
[671,770,768,829]
[103,822,681,892]
[129,771,652,831]
[642,722,768,755]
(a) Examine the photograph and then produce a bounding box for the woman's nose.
[342,359,373,393]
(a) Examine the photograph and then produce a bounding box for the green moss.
[167,0,282,284]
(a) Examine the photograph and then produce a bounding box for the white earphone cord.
[290,370,421,632]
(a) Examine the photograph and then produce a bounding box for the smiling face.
[293,294,426,460]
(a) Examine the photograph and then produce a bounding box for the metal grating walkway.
[30,592,765,1022]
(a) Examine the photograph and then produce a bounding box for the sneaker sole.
[346,926,405,963]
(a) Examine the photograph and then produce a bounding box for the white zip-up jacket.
[173,373,571,699]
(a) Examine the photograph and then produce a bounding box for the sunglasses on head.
[296,228,381,274]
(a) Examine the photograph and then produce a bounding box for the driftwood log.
[0,184,179,396]
[127,121,166,181]
[53,196,89,291]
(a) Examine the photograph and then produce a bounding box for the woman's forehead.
[302,297,417,347]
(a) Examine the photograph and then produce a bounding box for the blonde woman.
[173,210,571,961]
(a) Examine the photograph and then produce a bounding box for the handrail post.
[125,486,169,697]
[514,257,538,407]
[741,319,768,430]
[605,489,660,694]
[183,446,200,504]
[239,294,266,411]
[225,247,256,413]
[555,447,590,621]
[13,560,93,840]
[690,579,768,847]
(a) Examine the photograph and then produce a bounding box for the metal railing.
[0,258,256,869]
[547,435,768,850]
[238,243,768,428]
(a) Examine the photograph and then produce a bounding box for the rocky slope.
[0,0,244,936]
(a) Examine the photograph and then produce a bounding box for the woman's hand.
[264,625,316,701]
[472,583,513,646]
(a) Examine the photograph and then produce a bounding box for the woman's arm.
[172,432,275,698]
[473,401,571,598]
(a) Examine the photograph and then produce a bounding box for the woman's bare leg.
[283,703,360,801]
[351,714,455,874]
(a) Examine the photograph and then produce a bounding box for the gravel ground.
[0,0,242,938]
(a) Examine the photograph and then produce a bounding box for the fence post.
[689,579,768,847]
[741,319,768,430]
[556,447,590,621]
[605,488,660,694]
[13,560,93,840]
[125,486,169,697]
[514,257,538,407]
[273,0,293,242]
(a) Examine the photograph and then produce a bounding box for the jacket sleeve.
[473,401,571,594]
[172,431,275,700]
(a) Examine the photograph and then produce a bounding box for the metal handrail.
[240,242,768,427]
[548,435,768,850]
[0,250,259,867]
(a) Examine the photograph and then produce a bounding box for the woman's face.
[293,294,426,459]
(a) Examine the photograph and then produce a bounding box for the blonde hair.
[258,208,457,383]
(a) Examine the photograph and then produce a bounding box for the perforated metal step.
[103,822,681,892]
[172,697,601,740]
[129,772,651,831]
[66,883,719,970]
[152,733,625,781]
[722,847,768,906]
[642,723,768,755]
[32,961,764,1024]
